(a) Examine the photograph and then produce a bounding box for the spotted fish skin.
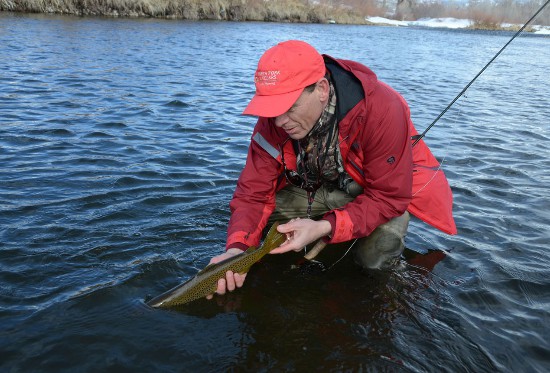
[147,222,286,308]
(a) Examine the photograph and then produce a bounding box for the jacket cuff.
[323,209,353,243]
[226,242,248,252]
[321,214,336,242]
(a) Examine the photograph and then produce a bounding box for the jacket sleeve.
[326,82,413,243]
[226,119,282,250]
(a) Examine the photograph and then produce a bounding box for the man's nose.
[274,113,289,127]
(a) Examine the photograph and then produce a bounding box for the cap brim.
[242,88,304,118]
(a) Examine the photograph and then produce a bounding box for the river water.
[1,12,549,372]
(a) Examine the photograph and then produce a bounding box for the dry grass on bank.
[1,0,548,27]
[0,0,370,24]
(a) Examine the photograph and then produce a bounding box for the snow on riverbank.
[366,16,550,35]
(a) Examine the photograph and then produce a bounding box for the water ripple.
[1,14,549,373]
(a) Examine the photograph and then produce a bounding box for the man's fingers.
[234,272,244,288]
[216,277,226,295]
[225,271,236,292]
[277,220,299,234]
[206,277,226,300]
[206,271,247,300]
[270,242,292,254]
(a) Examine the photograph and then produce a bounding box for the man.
[207,40,456,299]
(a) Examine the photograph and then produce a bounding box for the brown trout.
[147,222,286,308]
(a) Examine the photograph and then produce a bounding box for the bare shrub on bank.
[0,0,367,23]
[468,0,549,28]
[399,0,549,27]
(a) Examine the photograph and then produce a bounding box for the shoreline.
[366,16,550,34]
[1,9,549,35]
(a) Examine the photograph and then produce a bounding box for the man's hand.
[271,218,332,254]
[205,248,247,300]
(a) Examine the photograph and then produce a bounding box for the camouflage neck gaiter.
[296,79,343,188]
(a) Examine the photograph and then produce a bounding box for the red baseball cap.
[242,40,326,118]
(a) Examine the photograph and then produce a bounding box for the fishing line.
[327,238,357,270]
[412,0,550,147]
[412,95,465,197]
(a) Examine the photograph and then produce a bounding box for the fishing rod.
[412,0,550,147]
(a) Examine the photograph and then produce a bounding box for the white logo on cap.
[255,70,280,86]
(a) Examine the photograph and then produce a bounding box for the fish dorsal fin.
[199,246,256,275]
[200,222,284,275]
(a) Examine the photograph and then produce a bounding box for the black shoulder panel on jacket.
[324,57,365,122]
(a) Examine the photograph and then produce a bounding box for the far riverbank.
[1,0,365,24]
[2,0,549,32]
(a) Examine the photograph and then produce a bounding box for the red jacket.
[226,56,456,250]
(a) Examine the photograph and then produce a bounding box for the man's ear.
[316,78,330,102]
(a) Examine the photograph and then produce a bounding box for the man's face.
[273,81,327,140]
